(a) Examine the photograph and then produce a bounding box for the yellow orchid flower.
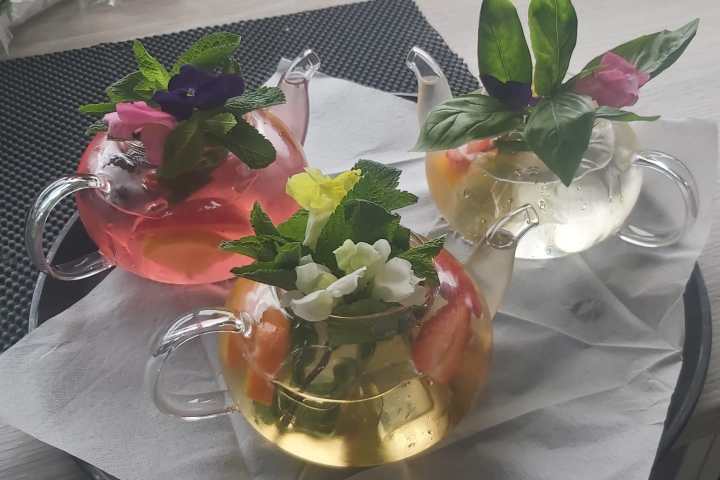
[286,168,361,247]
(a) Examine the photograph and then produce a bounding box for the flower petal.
[326,267,366,298]
[334,239,388,277]
[168,65,215,92]
[152,90,195,120]
[295,262,335,294]
[195,74,245,109]
[373,257,423,303]
[289,290,335,322]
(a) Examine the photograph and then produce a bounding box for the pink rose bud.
[104,101,177,166]
[574,52,650,108]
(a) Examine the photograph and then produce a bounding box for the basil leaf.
[414,93,522,151]
[477,0,532,84]
[132,40,170,89]
[225,87,286,116]
[106,71,150,102]
[595,107,660,122]
[578,19,698,81]
[250,202,281,236]
[79,103,116,115]
[277,210,309,242]
[158,117,205,179]
[208,118,276,169]
[528,0,578,95]
[398,236,444,285]
[524,92,595,186]
[172,32,242,74]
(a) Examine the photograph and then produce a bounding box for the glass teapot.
[406,47,699,259]
[146,208,538,467]
[25,50,320,284]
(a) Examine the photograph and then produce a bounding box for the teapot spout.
[269,49,321,146]
[453,205,539,317]
[405,47,452,126]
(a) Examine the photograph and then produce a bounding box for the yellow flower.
[286,168,361,248]
[286,168,361,215]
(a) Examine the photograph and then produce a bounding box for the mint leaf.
[595,107,660,122]
[277,210,308,242]
[132,40,170,89]
[333,299,400,317]
[414,93,522,151]
[79,103,115,115]
[577,19,698,82]
[158,117,205,179]
[172,32,242,74]
[528,0,578,96]
[85,119,108,136]
[231,262,296,290]
[250,202,281,236]
[220,235,283,262]
[225,87,286,116]
[389,224,411,256]
[398,237,444,285]
[326,307,412,346]
[524,92,595,186]
[208,118,276,169]
[106,71,151,102]
[274,242,303,269]
[346,160,417,211]
[203,112,237,137]
[477,0,532,84]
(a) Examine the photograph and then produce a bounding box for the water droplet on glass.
[479,217,487,225]
[408,442,416,449]
[463,190,472,200]
[545,247,553,255]
[576,184,582,192]
[538,199,547,210]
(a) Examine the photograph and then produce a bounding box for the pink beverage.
[75,110,306,285]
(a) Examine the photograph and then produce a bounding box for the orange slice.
[245,308,290,405]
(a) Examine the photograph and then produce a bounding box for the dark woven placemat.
[0,0,478,351]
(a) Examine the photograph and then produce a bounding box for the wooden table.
[2,0,719,478]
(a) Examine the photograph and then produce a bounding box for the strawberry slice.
[465,138,494,154]
[434,250,484,317]
[245,308,290,405]
[412,302,471,384]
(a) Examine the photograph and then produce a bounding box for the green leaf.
[346,160,417,211]
[220,235,283,262]
[85,119,108,136]
[595,107,660,122]
[202,112,237,138]
[398,237,444,285]
[158,117,205,179]
[333,299,401,317]
[277,210,309,242]
[208,118,276,169]
[477,0,532,84]
[132,40,170,89]
[414,93,522,151]
[577,19,699,81]
[389,224,411,256]
[528,0,578,95]
[231,262,296,291]
[524,92,595,186]
[172,32,242,74]
[274,242,304,269]
[250,202,281,236]
[326,306,412,346]
[106,71,151,102]
[79,103,116,115]
[224,87,286,116]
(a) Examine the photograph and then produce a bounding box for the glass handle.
[25,174,114,281]
[146,308,253,420]
[405,46,453,125]
[271,49,321,146]
[619,150,699,248]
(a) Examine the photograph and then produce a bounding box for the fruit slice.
[465,138,494,154]
[246,308,290,405]
[434,250,484,317]
[412,302,471,384]
[219,278,262,369]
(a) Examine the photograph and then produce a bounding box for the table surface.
[2,0,720,478]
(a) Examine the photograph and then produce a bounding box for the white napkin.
[0,70,716,480]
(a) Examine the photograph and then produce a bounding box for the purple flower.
[480,75,533,110]
[153,65,246,120]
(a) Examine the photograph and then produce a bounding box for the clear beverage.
[218,249,492,467]
[426,121,643,259]
[75,110,305,284]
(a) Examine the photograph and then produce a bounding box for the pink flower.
[103,102,177,166]
[574,52,650,108]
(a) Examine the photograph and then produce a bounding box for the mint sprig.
[398,236,445,285]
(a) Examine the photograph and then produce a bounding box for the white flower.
[333,239,391,276]
[295,262,337,294]
[372,257,424,304]
[287,267,367,322]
